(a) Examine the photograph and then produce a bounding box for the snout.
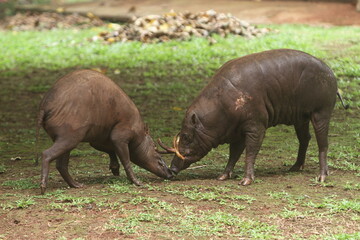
[170,165,180,175]
[170,157,184,175]
[156,159,174,179]
[164,167,175,179]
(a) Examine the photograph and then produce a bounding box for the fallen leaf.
[91,68,107,74]
[172,107,183,111]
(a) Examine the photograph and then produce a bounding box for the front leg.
[111,129,142,186]
[239,128,265,186]
[218,139,245,181]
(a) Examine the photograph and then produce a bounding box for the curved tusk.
[174,134,185,160]
[155,149,175,154]
[157,138,176,153]
[157,135,185,160]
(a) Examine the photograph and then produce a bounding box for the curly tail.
[337,90,349,110]
[35,109,45,166]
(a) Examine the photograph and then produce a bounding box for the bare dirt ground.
[53,0,360,25]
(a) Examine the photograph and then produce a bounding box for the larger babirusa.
[159,49,348,186]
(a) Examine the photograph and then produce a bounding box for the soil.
[0,67,359,239]
[40,0,360,26]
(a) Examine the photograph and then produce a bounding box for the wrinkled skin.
[38,70,173,194]
[170,49,341,185]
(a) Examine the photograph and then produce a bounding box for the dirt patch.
[24,0,360,26]
[0,11,103,30]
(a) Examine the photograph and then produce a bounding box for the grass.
[0,23,359,239]
[106,206,280,238]
[327,232,360,240]
[0,164,5,173]
[344,182,360,191]
[2,178,39,190]
[1,196,36,210]
[306,196,360,214]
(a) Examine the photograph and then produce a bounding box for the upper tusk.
[174,134,185,160]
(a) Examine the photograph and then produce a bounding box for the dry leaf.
[94,9,269,44]
[172,107,183,111]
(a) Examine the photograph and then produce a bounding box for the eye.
[157,159,165,167]
[181,133,192,143]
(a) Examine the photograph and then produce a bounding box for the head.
[158,111,212,175]
[130,131,174,179]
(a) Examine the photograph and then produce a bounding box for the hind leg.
[56,151,83,188]
[311,112,331,182]
[289,121,311,172]
[108,152,120,176]
[89,143,120,176]
[41,139,78,194]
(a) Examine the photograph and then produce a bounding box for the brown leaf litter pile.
[93,9,269,43]
[0,10,269,43]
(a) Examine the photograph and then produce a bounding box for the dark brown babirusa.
[164,49,348,186]
[38,70,173,194]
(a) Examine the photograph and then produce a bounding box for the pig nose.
[170,166,179,175]
[157,159,174,179]
[165,168,175,179]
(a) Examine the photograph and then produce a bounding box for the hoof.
[318,175,327,182]
[289,164,304,172]
[239,177,252,186]
[40,185,46,195]
[70,182,84,188]
[110,168,120,176]
[132,179,143,186]
[217,172,232,181]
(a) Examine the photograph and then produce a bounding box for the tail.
[35,109,45,166]
[337,90,349,110]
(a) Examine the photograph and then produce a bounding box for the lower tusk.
[157,138,176,153]
[175,150,185,160]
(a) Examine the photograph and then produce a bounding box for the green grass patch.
[1,196,36,210]
[16,197,36,209]
[2,178,39,190]
[0,164,5,174]
[163,184,256,204]
[107,207,280,238]
[344,182,360,191]
[326,232,360,240]
[306,196,360,214]
[276,208,309,219]
[47,194,104,211]
[108,182,142,194]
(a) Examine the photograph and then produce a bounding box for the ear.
[190,112,201,129]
